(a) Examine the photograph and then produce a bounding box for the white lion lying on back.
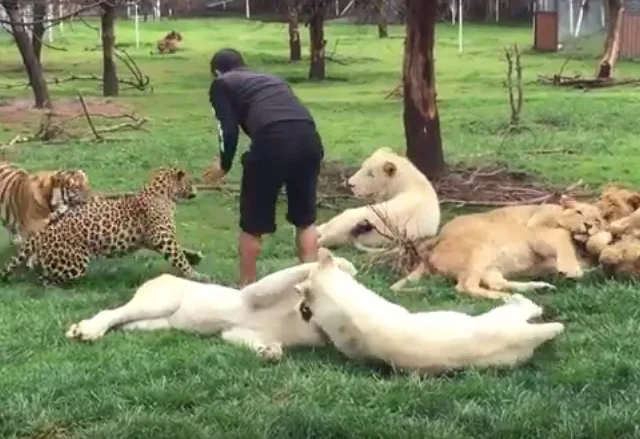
[65,257,357,362]
[317,147,440,249]
[294,248,565,375]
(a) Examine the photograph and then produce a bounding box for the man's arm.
[210,80,239,174]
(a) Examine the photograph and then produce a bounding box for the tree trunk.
[308,0,326,80]
[32,1,46,63]
[377,22,388,38]
[287,0,301,61]
[100,3,119,97]
[402,0,445,179]
[1,0,52,109]
[596,0,624,79]
[377,0,388,38]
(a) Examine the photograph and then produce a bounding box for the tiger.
[0,162,92,246]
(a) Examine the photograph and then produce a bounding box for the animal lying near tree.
[0,162,91,247]
[294,248,565,376]
[385,196,605,299]
[316,147,440,249]
[66,257,358,362]
[156,30,183,54]
[0,167,207,285]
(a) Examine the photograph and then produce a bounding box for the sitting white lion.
[294,248,565,375]
[65,257,357,362]
[316,147,440,249]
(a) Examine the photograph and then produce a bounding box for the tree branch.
[0,0,111,27]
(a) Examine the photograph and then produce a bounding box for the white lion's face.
[294,249,357,324]
[347,148,399,199]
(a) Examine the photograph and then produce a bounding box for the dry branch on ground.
[0,94,147,150]
[537,74,640,89]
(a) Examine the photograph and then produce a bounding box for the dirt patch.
[317,160,591,205]
[0,97,132,126]
[17,422,73,439]
[319,160,355,196]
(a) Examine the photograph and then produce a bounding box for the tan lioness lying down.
[316,147,440,249]
[389,196,605,299]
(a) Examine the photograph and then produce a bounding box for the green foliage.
[1,18,640,439]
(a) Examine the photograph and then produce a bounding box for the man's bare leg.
[296,224,319,263]
[239,231,262,287]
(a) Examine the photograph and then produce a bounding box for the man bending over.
[204,48,324,286]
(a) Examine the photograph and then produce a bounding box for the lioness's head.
[557,195,605,237]
[599,237,640,276]
[346,147,409,201]
[597,183,640,222]
[294,248,357,324]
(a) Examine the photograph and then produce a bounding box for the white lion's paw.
[65,319,107,341]
[507,293,543,318]
[531,281,556,290]
[505,293,529,305]
[258,343,283,363]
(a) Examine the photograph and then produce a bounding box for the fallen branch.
[115,48,152,92]
[440,194,553,207]
[77,92,103,141]
[558,57,572,77]
[384,83,403,99]
[524,147,579,155]
[325,55,348,66]
[1,74,150,91]
[537,74,640,89]
[359,205,424,277]
[95,118,148,134]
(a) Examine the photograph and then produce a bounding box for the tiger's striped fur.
[0,162,91,246]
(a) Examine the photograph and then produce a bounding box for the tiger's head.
[50,169,92,208]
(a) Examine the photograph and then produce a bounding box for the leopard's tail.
[1,238,34,280]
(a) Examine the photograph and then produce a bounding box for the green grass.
[2,17,640,439]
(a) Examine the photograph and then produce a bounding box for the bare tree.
[287,0,302,61]
[403,0,445,179]
[302,0,328,80]
[32,0,46,62]
[100,1,119,96]
[0,0,52,108]
[596,0,624,79]
[376,0,388,38]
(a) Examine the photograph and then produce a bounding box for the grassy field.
[2,16,640,439]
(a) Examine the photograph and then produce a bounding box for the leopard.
[0,167,211,286]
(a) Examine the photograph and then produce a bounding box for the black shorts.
[239,120,324,235]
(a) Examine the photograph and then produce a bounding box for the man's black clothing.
[209,68,324,235]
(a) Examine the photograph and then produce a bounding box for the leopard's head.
[147,167,197,202]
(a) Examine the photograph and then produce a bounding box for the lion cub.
[390,196,605,300]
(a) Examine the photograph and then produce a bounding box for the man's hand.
[203,161,226,183]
